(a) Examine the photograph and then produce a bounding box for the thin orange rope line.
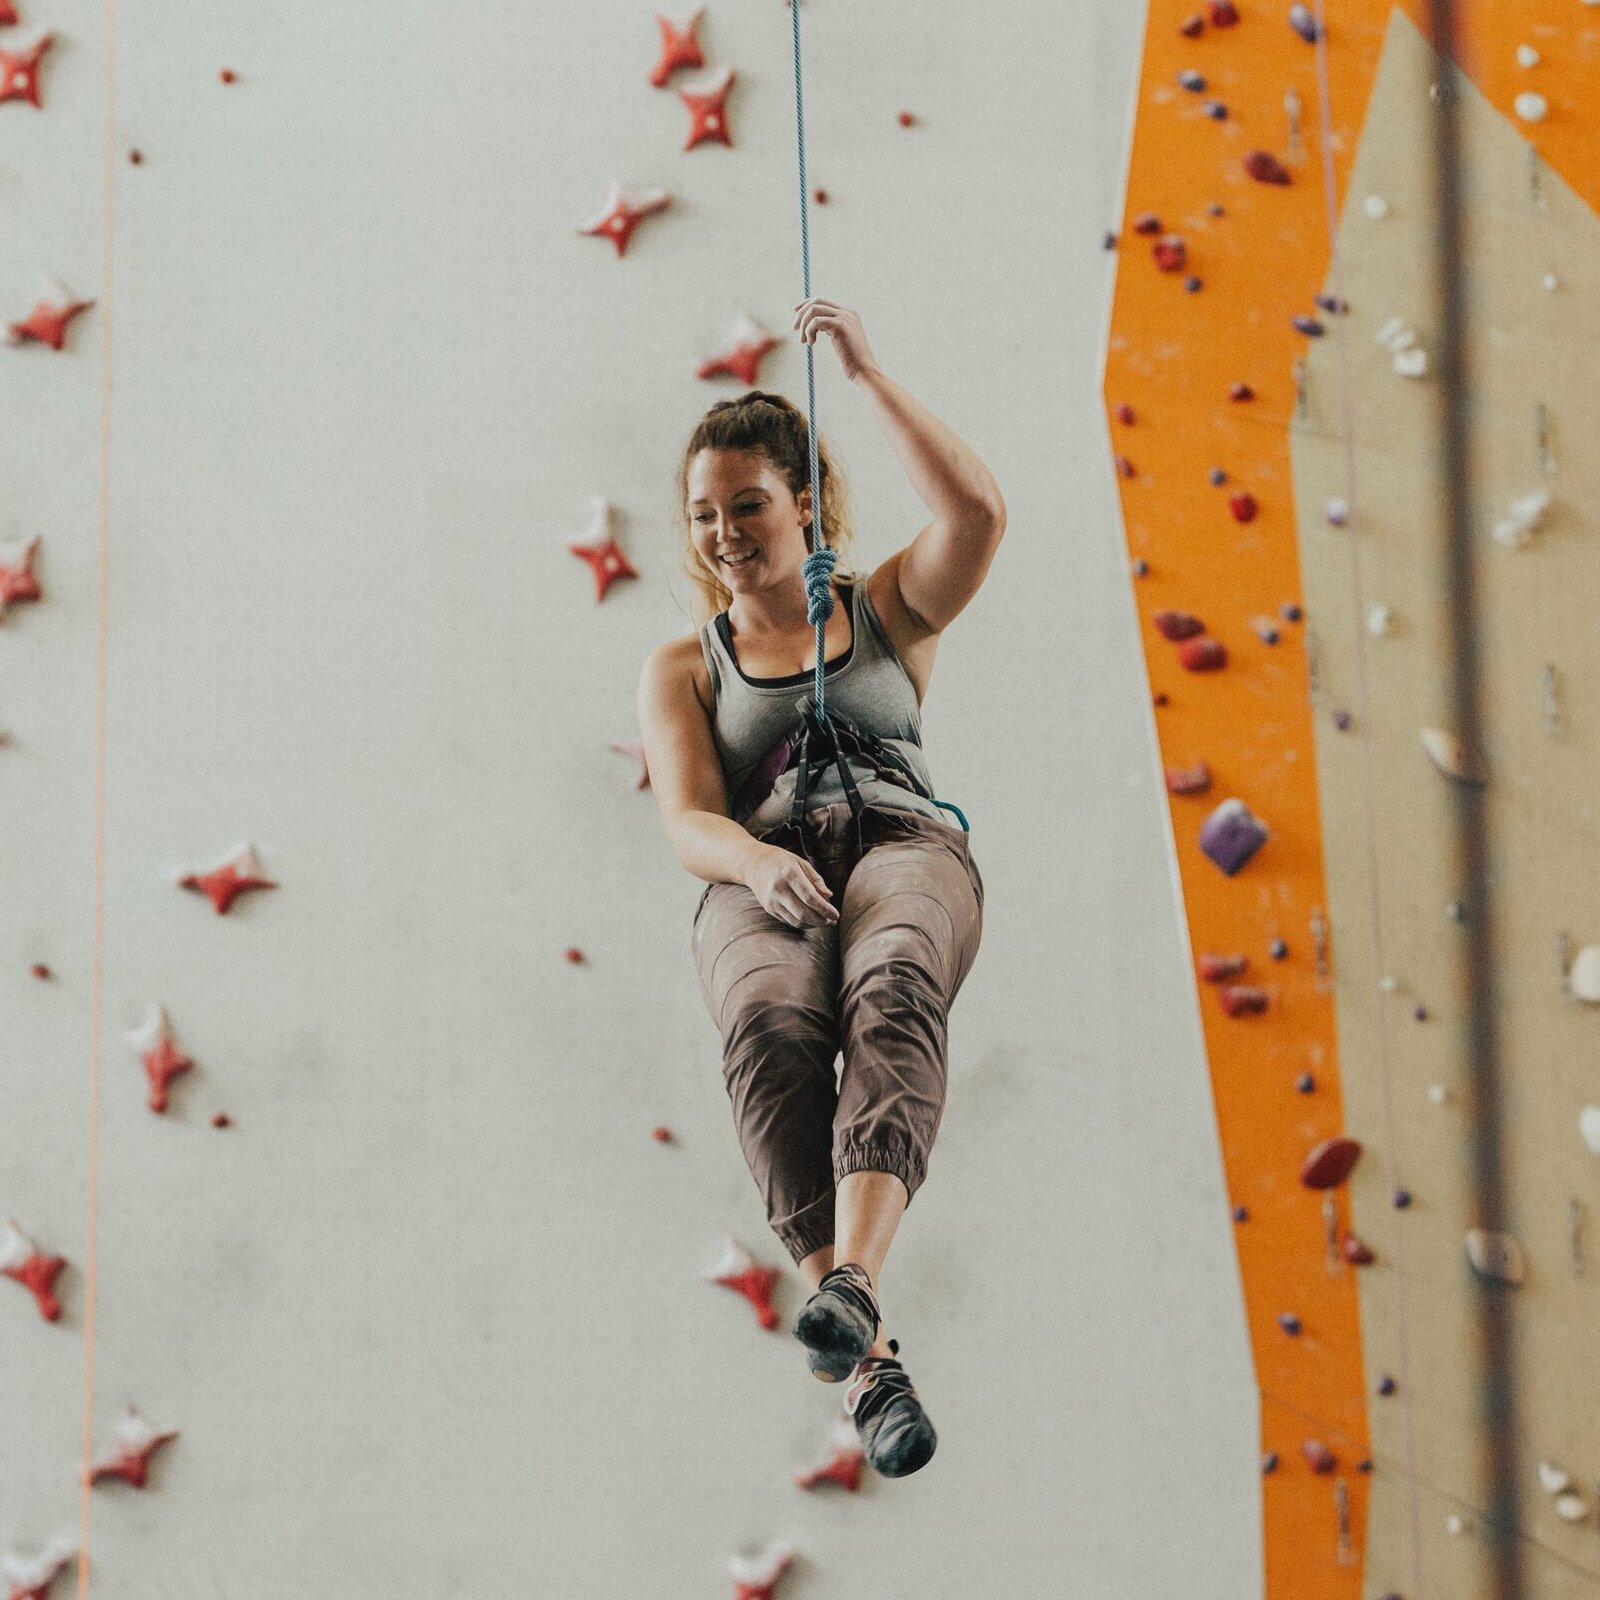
[78,0,116,1586]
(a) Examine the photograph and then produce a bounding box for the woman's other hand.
[745,844,839,928]
[793,297,880,384]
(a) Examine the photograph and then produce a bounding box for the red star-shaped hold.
[0,3,20,26]
[705,1233,781,1329]
[86,1405,181,1489]
[579,180,671,258]
[0,31,51,107]
[729,1544,796,1600]
[608,740,651,789]
[125,1004,196,1114]
[0,535,42,617]
[176,841,278,914]
[648,6,704,87]
[568,497,638,602]
[679,63,734,150]
[1,1218,68,1322]
[9,289,95,350]
[696,311,781,384]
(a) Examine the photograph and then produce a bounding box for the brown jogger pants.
[690,800,985,1266]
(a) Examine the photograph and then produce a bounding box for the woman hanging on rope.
[638,298,1005,1478]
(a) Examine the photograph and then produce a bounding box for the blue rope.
[789,0,832,720]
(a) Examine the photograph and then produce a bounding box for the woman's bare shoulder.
[642,627,716,715]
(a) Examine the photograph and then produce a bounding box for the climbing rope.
[788,0,838,722]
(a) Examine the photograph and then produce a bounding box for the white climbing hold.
[1514,91,1549,123]
[1428,1083,1449,1104]
[1571,946,1600,1003]
[1421,727,1485,783]
[1445,1513,1467,1536]
[1375,315,1413,350]
[0,1541,78,1598]
[1379,974,1398,993]
[1325,496,1351,527]
[728,1543,796,1596]
[1393,347,1428,378]
[1539,1461,1572,1494]
[1366,603,1392,637]
[1556,1492,1590,1523]
[1465,1228,1525,1286]
[1579,1106,1600,1153]
[1363,194,1389,219]
[1492,488,1552,550]
[1542,272,1559,291]
[1517,45,1540,68]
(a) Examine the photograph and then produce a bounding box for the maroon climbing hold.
[1115,454,1137,479]
[1243,150,1292,185]
[1343,1234,1376,1265]
[1229,382,1255,401]
[1198,952,1248,983]
[1219,986,1269,1017]
[1165,762,1212,795]
[652,1126,673,1142]
[564,947,584,964]
[1300,1135,1362,1189]
[1153,234,1187,272]
[219,67,236,83]
[1177,636,1226,672]
[1229,492,1258,523]
[1179,13,1206,37]
[1114,403,1136,424]
[813,189,827,204]
[897,109,914,127]
[1153,609,1205,641]
[1153,692,1169,706]
[212,1112,231,1128]
[1209,0,1240,21]
[1303,1439,1336,1475]
[30,962,50,979]
[1132,212,1162,235]
[1199,798,1268,875]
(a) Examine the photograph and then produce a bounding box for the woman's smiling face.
[687,448,812,590]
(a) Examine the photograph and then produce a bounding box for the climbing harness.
[784,0,968,852]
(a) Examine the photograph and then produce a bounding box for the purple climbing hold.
[1289,4,1320,43]
[1179,69,1207,91]
[1293,315,1325,336]
[1204,101,1228,120]
[1199,797,1269,876]
[1269,939,1288,959]
[1185,276,1204,292]
[1378,1375,1397,1396]
[1209,467,1227,485]
[1280,603,1302,622]
[1262,1450,1279,1474]
[1278,1312,1302,1334]
[1334,710,1351,731]
[1315,293,1350,314]
[1296,1073,1315,1094]
[1253,617,1280,644]
[1394,1187,1413,1209]
[1413,1004,1429,1021]
[1131,558,1149,576]
[1232,1204,1249,1222]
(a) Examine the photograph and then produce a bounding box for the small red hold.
[126,1004,195,1114]
[0,31,52,106]
[1152,234,1187,272]
[212,1112,231,1128]
[1179,13,1206,37]
[1208,1,1240,23]
[813,188,827,204]
[1198,953,1248,983]
[0,536,42,616]
[897,110,914,127]
[1,1219,68,1321]
[1301,1135,1363,1190]
[697,312,780,385]
[1115,454,1137,479]
[564,947,584,963]
[1176,636,1226,671]
[9,293,94,352]
[1243,150,1292,185]
[30,962,51,979]
[679,64,734,150]
[648,5,705,87]
[1229,492,1258,523]
[795,1417,865,1492]
[1341,1233,1376,1265]
[1152,609,1205,641]
[85,1404,180,1489]
[1165,761,1212,795]
[129,148,143,164]
[218,67,236,83]
[579,181,671,258]
[1153,692,1169,707]
[706,1234,781,1330]
[177,842,276,914]
[1114,403,1136,425]
[652,1126,672,1142]
[567,497,639,602]
[1219,985,1269,1017]
[1302,1439,1337,1475]
[1229,382,1255,401]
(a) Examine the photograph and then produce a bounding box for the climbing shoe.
[793,1261,881,1382]
[845,1340,937,1477]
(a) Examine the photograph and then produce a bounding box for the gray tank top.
[697,577,955,837]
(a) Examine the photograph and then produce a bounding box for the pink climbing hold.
[568,496,639,602]
[706,1234,781,1330]
[0,535,42,617]
[1165,762,1213,795]
[0,31,51,107]
[1152,609,1205,641]
[1199,953,1248,983]
[579,180,671,258]
[1302,1439,1337,1475]
[1228,492,1258,523]
[126,1004,195,1114]
[86,1404,180,1489]
[1243,150,1292,185]
[1199,797,1268,875]
[679,63,734,150]
[1152,234,1187,272]
[1219,986,1269,1017]
[730,1543,796,1600]
[1,1219,67,1321]
[176,842,277,914]
[608,740,651,789]
[1176,636,1226,671]
[697,312,781,385]
[648,7,705,87]
[1301,1135,1363,1190]
[795,1415,865,1492]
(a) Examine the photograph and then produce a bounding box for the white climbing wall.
[0,1,1266,1595]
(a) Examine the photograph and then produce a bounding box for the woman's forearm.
[852,365,1004,519]
[671,809,770,887]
